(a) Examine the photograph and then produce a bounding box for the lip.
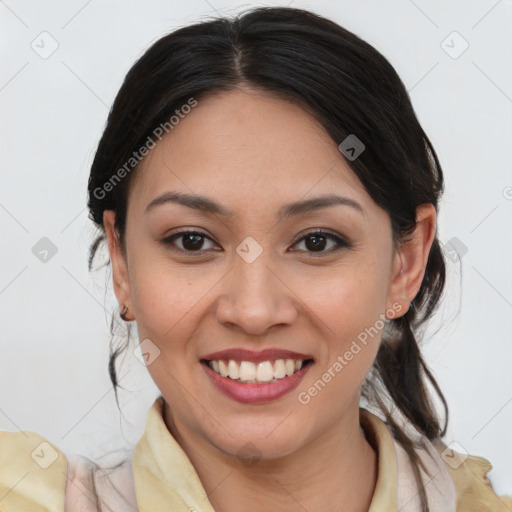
[201,348,314,363]
[201,359,313,404]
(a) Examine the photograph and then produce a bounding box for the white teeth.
[239,361,256,381]
[256,361,274,382]
[285,359,295,376]
[228,359,239,380]
[208,357,309,383]
[218,360,229,377]
[273,359,286,378]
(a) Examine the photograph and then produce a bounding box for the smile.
[200,348,314,404]
[206,358,309,384]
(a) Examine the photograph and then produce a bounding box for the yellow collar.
[132,396,402,511]
[2,394,510,511]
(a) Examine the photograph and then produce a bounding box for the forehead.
[129,88,372,219]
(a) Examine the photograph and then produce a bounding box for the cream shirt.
[1,395,510,511]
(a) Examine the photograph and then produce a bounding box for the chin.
[198,411,311,463]
[214,429,306,464]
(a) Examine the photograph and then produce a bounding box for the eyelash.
[161,228,352,258]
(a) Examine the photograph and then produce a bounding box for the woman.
[1,6,510,512]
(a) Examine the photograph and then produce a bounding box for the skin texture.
[103,87,436,511]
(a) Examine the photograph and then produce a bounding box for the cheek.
[128,260,208,400]
[299,260,387,392]
[128,249,213,341]
[296,277,384,417]
[304,257,388,336]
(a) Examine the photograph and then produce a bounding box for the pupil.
[183,234,203,250]
[306,234,326,251]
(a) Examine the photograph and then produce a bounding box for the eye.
[162,230,218,255]
[162,229,351,257]
[291,230,351,256]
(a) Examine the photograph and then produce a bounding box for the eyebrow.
[144,191,365,220]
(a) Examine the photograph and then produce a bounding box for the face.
[104,87,435,461]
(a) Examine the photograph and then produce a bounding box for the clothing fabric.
[0,395,510,511]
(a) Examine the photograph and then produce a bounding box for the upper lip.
[201,348,314,363]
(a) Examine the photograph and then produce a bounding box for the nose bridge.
[216,236,297,333]
[233,236,278,308]
[236,239,274,293]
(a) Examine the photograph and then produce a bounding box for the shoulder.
[0,430,138,512]
[360,409,512,512]
[431,439,512,511]
[0,429,68,511]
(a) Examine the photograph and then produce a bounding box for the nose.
[215,248,298,336]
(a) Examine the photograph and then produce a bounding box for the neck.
[165,401,378,512]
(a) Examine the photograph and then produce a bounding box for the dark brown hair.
[86,7,449,510]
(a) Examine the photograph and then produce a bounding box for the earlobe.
[103,210,133,320]
[386,203,437,318]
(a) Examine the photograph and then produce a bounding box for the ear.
[386,203,437,317]
[103,210,133,320]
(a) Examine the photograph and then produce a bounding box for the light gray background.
[1,0,511,497]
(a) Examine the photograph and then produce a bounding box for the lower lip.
[202,361,312,404]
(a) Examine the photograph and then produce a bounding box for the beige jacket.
[1,395,510,511]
